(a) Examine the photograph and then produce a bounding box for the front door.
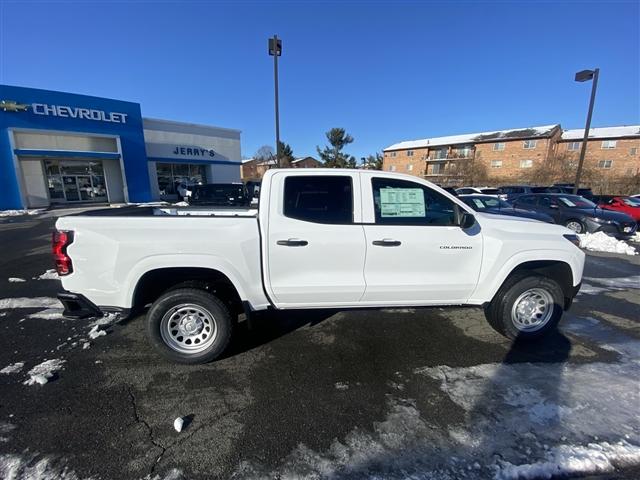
[361,175,483,304]
[62,176,80,201]
[265,172,366,307]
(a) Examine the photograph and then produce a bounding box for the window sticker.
[472,199,485,209]
[558,197,576,207]
[380,188,425,217]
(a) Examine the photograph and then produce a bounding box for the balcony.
[426,151,475,161]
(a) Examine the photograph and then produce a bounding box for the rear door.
[360,174,482,304]
[264,171,366,307]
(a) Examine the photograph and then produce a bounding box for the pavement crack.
[127,386,167,474]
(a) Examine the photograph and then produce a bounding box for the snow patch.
[0,297,61,310]
[174,417,184,432]
[35,269,60,281]
[27,308,64,320]
[0,362,24,374]
[0,209,44,217]
[578,231,637,256]
[497,441,640,479]
[8,278,26,283]
[334,381,349,391]
[23,359,66,386]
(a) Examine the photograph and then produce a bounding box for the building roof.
[560,125,640,141]
[291,156,319,164]
[384,124,560,151]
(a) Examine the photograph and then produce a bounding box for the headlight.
[591,217,614,224]
[563,234,581,248]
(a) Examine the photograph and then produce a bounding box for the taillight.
[52,230,74,275]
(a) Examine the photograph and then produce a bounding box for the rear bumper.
[57,292,102,319]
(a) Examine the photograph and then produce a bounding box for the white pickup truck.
[54,169,585,363]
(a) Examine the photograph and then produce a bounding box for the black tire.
[484,274,564,340]
[146,288,233,364]
[564,219,586,234]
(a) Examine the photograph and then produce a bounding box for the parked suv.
[500,185,551,202]
[512,193,637,237]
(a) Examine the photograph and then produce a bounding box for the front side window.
[523,140,537,149]
[520,159,533,168]
[493,142,505,151]
[602,140,617,149]
[372,178,457,226]
[284,176,353,224]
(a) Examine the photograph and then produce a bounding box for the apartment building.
[383,124,640,188]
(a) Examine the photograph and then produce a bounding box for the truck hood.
[476,211,571,235]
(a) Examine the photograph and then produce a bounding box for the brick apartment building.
[383,124,640,191]
[241,156,321,181]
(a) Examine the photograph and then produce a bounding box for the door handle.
[372,239,401,247]
[276,238,308,247]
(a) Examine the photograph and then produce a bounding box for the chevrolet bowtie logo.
[1,100,30,112]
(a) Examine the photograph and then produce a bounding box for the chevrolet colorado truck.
[54,169,585,364]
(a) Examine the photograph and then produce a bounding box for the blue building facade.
[0,85,241,209]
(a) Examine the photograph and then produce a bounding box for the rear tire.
[146,288,233,364]
[484,274,564,340]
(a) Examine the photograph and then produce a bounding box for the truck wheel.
[484,274,564,340]
[146,288,233,364]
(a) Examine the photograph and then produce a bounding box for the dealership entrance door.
[46,160,108,203]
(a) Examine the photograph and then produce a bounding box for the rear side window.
[284,176,353,224]
[372,178,457,226]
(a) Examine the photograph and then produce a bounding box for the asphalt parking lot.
[0,212,639,480]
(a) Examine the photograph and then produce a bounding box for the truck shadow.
[221,309,337,359]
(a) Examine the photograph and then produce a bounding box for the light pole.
[268,35,282,167]
[573,68,599,195]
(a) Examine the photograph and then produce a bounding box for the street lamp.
[268,35,282,167]
[573,68,599,195]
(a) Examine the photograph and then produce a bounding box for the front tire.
[146,288,233,364]
[484,274,564,340]
[565,219,585,234]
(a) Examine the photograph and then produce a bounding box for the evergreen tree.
[278,141,295,167]
[362,152,384,170]
[317,128,357,168]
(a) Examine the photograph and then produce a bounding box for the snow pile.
[23,359,66,386]
[173,201,189,206]
[0,297,61,310]
[35,269,59,280]
[497,441,640,479]
[0,362,24,374]
[631,232,640,243]
[88,325,106,339]
[8,278,26,283]
[0,209,43,217]
[27,308,64,320]
[578,232,637,256]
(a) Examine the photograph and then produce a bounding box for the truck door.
[360,174,483,304]
[264,172,366,307]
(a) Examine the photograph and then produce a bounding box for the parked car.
[459,194,554,223]
[512,193,637,238]
[595,196,640,223]
[440,186,458,197]
[54,169,585,363]
[456,186,500,196]
[499,185,552,202]
[551,184,594,199]
[189,183,250,207]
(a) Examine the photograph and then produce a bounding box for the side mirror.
[460,212,476,229]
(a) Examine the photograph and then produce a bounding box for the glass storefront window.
[44,159,108,203]
[156,163,208,198]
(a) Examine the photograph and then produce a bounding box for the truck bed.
[70,205,258,218]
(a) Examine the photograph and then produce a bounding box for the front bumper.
[564,282,582,310]
[586,219,637,239]
[57,292,103,319]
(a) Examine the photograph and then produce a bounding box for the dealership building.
[0,85,241,210]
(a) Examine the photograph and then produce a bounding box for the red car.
[597,196,640,222]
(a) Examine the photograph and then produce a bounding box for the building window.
[455,146,473,158]
[407,150,414,157]
[493,143,505,151]
[390,151,397,157]
[567,142,581,151]
[601,140,617,149]
[491,160,503,168]
[44,159,107,203]
[523,140,537,149]
[430,163,445,175]
[433,148,448,160]
[156,163,208,197]
[520,159,533,168]
[389,165,396,172]
[630,147,637,155]
[407,164,413,171]
[598,160,613,169]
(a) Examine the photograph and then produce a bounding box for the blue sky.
[1,0,638,160]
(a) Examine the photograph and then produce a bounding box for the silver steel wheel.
[510,288,555,332]
[160,303,217,354]
[565,220,583,233]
